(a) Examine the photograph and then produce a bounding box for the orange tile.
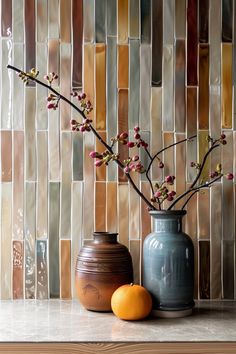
[175,133,186,200]
[60,240,71,299]
[60,0,71,43]
[118,89,128,182]
[118,0,128,43]
[222,43,232,129]
[198,130,209,183]
[96,131,106,181]
[1,131,12,182]
[118,184,129,248]
[118,45,129,88]
[199,44,209,129]
[13,241,23,299]
[198,189,210,239]
[95,44,106,130]
[83,44,95,120]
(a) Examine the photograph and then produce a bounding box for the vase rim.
[149,210,186,216]
[93,231,118,236]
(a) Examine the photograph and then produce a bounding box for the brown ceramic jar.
[75,232,133,312]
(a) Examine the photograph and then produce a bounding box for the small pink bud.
[134,126,140,132]
[78,95,82,101]
[165,175,173,183]
[154,191,162,198]
[222,140,227,145]
[221,133,226,139]
[47,103,54,109]
[95,160,103,167]
[132,155,139,162]
[89,151,98,158]
[209,172,216,178]
[124,166,130,173]
[134,133,140,140]
[44,75,49,81]
[226,173,234,180]
[169,191,176,197]
[190,161,195,167]
[70,119,77,125]
[79,126,85,132]
[167,195,174,202]
[159,161,164,168]
[127,141,135,148]
[120,132,128,139]
[81,93,86,99]
[54,74,58,79]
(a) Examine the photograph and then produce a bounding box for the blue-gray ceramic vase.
[143,210,194,317]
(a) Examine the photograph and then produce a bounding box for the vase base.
[152,308,192,318]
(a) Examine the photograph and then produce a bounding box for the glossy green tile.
[36,240,48,299]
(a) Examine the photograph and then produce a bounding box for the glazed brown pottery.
[75,232,133,312]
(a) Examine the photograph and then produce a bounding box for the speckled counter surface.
[0,300,235,342]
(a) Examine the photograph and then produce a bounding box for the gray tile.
[13,44,24,130]
[37,0,48,42]
[129,40,140,128]
[72,132,83,181]
[12,0,24,41]
[141,0,151,43]
[129,0,140,38]
[48,0,59,38]
[36,43,48,130]
[162,45,174,131]
[140,45,151,130]
[107,0,117,36]
[95,0,106,43]
[1,39,12,129]
[163,0,174,45]
[36,240,48,299]
[83,0,95,42]
[48,107,60,181]
[175,0,186,38]
[140,131,150,182]
[209,0,221,85]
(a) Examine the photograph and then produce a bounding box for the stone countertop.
[0,300,235,342]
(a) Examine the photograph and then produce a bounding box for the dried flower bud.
[221,140,227,145]
[95,160,104,167]
[221,133,226,139]
[127,141,135,148]
[167,194,174,202]
[169,191,176,197]
[159,161,164,168]
[81,93,86,99]
[79,126,85,132]
[134,133,140,140]
[165,175,174,184]
[134,126,140,132]
[120,132,128,139]
[70,119,77,125]
[47,103,55,109]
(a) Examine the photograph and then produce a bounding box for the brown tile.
[199,44,209,129]
[198,189,210,239]
[118,45,129,89]
[106,182,118,233]
[151,87,162,181]
[72,0,83,88]
[199,241,210,299]
[140,182,151,240]
[198,130,210,183]
[37,0,48,42]
[96,131,106,181]
[24,0,35,74]
[209,0,221,85]
[198,0,209,43]
[118,184,129,248]
[48,0,59,38]
[25,88,36,181]
[186,87,197,183]
[118,0,128,43]
[163,133,174,178]
[130,240,141,284]
[60,44,72,130]
[13,241,24,299]
[222,43,232,129]
[60,0,71,43]
[118,89,129,183]
[223,240,234,299]
[175,40,186,132]
[1,131,12,182]
[95,182,106,232]
[187,0,198,85]
[48,40,60,80]
[1,0,12,36]
[175,0,186,39]
[60,240,72,299]
[152,0,162,86]
[36,240,48,299]
[84,44,95,119]
[222,0,233,42]
[95,44,106,130]
[129,184,140,240]
[175,133,186,201]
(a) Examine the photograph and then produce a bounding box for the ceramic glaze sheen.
[143,211,194,313]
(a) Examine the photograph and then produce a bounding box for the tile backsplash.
[0,0,235,300]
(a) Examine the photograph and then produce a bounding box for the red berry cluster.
[70,118,92,132]
[152,176,176,204]
[47,93,60,110]
[127,127,148,149]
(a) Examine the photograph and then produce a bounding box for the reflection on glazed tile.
[151,88,162,181]
[49,108,60,181]
[49,182,60,298]
[118,184,129,248]
[60,0,71,43]
[175,0,186,38]
[36,240,48,299]
[96,131,106,181]
[141,0,151,43]
[25,88,36,181]
[1,0,12,36]
[129,40,140,128]
[198,189,210,239]
[223,241,234,299]
[199,241,210,299]
[140,182,151,239]
[163,0,174,45]
[107,37,117,181]
[210,86,221,138]
[95,44,106,130]
[199,0,209,43]
[222,0,233,42]
[1,184,12,299]
[222,44,232,129]
[37,0,48,42]
[48,0,59,38]
[36,132,48,239]
[95,182,106,231]
[186,88,197,182]
[12,0,23,41]
[60,44,71,130]
[72,0,83,88]
[95,0,106,43]
[83,0,94,42]
[162,45,174,131]
[71,182,83,297]
[140,131,150,181]
[60,240,71,299]
[198,130,209,183]
[152,0,163,86]
[1,40,12,129]
[210,183,222,299]
[175,133,186,199]
[83,44,95,118]
[199,44,209,129]
[118,89,128,182]
[107,0,117,36]
[13,241,24,299]
[129,0,140,38]
[25,182,36,299]
[106,182,118,233]
[118,45,129,89]
[175,40,185,132]
[130,240,141,284]
[140,45,151,130]
[129,185,140,239]
[25,0,35,73]
[118,0,128,43]
[163,133,174,177]
[48,40,60,80]
[72,132,83,181]
[187,0,198,85]
[13,131,24,240]
[209,0,221,85]
[36,43,48,130]
[60,132,72,239]
[13,44,24,130]
[1,131,12,182]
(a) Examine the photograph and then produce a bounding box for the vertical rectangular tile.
[72,0,83,88]
[48,40,60,78]
[198,130,210,183]
[49,182,60,298]
[210,86,221,139]
[198,189,210,239]
[141,0,151,43]
[186,88,197,182]
[129,40,140,128]
[199,241,210,299]
[24,0,35,73]
[140,45,151,130]
[118,185,129,248]
[36,132,48,239]
[130,240,141,284]
[152,0,163,86]
[13,241,24,299]
[163,133,174,177]
[12,0,24,41]
[223,241,234,298]
[129,185,140,239]
[1,40,12,129]
[118,89,128,182]
[36,43,48,130]
[175,0,186,39]
[13,44,24,130]
[60,240,72,299]
[84,44,95,116]
[199,44,209,129]
[96,131,106,181]
[198,0,209,43]
[140,182,151,239]
[106,182,118,233]
[175,40,186,132]
[222,44,233,129]
[25,88,36,181]
[187,0,198,85]
[60,0,71,43]
[140,131,150,181]
[209,0,221,85]
[60,132,72,239]
[36,240,48,299]
[162,45,174,131]
[37,0,48,42]
[48,108,60,181]
[118,0,128,43]
[95,182,106,231]
[1,0,12,36]
[118,45,129,89]
[48,0,59,38]
[60,43,72,130]
[95,44,106,130]
[163,0,174,45]
[95,0,106,43]
[210,184,222,299]
[151,87,162,181]
[72,132,83,181]
[13,131,24,240]
[83,0,95,42]
[1,184,12,299]
[25,182,36,299]
[175,133,186,199]
[107,0,117,36]
[129,0,140,38]
[222,0,233,42]
[1,131,12,182]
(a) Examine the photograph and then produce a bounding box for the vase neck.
[153,217,182,233]
[93,232,118,243]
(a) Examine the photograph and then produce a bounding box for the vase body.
[75,232,133,312]
[143,211,194,316]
